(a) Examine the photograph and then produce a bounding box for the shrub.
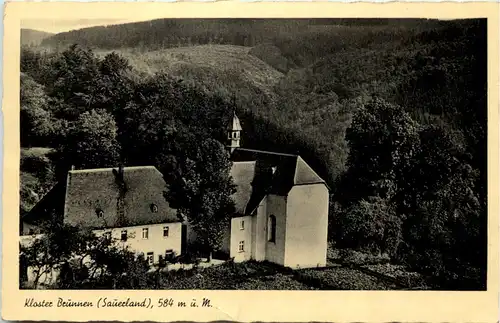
[339,249,391,266]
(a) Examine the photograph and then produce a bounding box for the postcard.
[2,1,499,322]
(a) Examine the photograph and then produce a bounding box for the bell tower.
[227,112,242,153]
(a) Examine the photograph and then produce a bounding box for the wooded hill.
[21,18,487,290]
[21,29,53,46]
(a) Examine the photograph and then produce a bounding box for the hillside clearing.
[96,45,284,96]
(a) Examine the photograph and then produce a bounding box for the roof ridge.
[69,165,157,174]
[293,156,300,185]
[234,148,298,157]
[232,160,257,164]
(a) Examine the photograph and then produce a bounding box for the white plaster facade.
[21,222,182,265]
[222,183,329,269]
[94,222,183,264]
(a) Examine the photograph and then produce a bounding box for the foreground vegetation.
[21,19,487,290]
[21,222,421,290]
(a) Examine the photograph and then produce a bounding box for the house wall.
[284,184,329,269]
[265,194,287,266]
[252,197,267,261]
[229,216,253,262]
[94,222,182,263]
[19,222,182,287]
[21,222,40,235]
[20,234,44,247]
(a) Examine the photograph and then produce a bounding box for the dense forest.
[21,18,487,290]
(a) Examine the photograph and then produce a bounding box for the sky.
[21,18,158,34]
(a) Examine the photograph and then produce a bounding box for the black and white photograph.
[18,16,487,292]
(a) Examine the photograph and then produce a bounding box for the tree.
[400,124,484,289]
[20,221,150,289]
[47,44,101,120]
[160,134,236,261]
[340,97,420,205]
[95,52,136,117]
[55,109,120,180]
[335,196,402,257]
[20,73,55,147]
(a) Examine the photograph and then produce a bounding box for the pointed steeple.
[227,112,242,153]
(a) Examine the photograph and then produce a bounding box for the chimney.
[70,165,75,171]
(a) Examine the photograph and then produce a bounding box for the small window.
[165,249,174,260]
[163,226,169,237]
[150,204,158,213]
[121,230,127,241]
[239,220,245,230]
[268,215,276,243]
[238,241,245,253]
[233,132,238,139]
[96,208,104,218]
[142,228,149,239]
[147,252,154,265]
[104,231,112,240]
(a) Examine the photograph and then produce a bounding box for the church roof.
[230,161,256,215]
[230,113,243,131]
[63,166,180,229]
[230,148,327,215]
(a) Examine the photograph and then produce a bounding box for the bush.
[335,197,402,256]
[295,267,399,290]
[339,249,391,266]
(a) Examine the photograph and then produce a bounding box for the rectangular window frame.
[121,230,127,241]
[163,226,169,238]
[240,220,245,230]
[142,228,149,240]
[165,249,174,260]
[147,252,154,265]
[238,240,245,253]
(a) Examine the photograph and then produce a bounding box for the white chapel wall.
[284,183,329,268]
[265,194,287,266]
[252,197,268,261]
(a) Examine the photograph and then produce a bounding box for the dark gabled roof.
[21,181,66,225]
[230,161,256,215]
[64,166,180,229]
[230,148,327,215]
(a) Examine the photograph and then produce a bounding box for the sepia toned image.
[19,16,488,292]
[3,2,499,322]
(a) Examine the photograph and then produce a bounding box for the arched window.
[150,204,158,213]
[268,215,276,243]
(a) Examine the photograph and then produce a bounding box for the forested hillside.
[21,18,487,290]
[21,29,53,46]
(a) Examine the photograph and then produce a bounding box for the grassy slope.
[96,45,283,96]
